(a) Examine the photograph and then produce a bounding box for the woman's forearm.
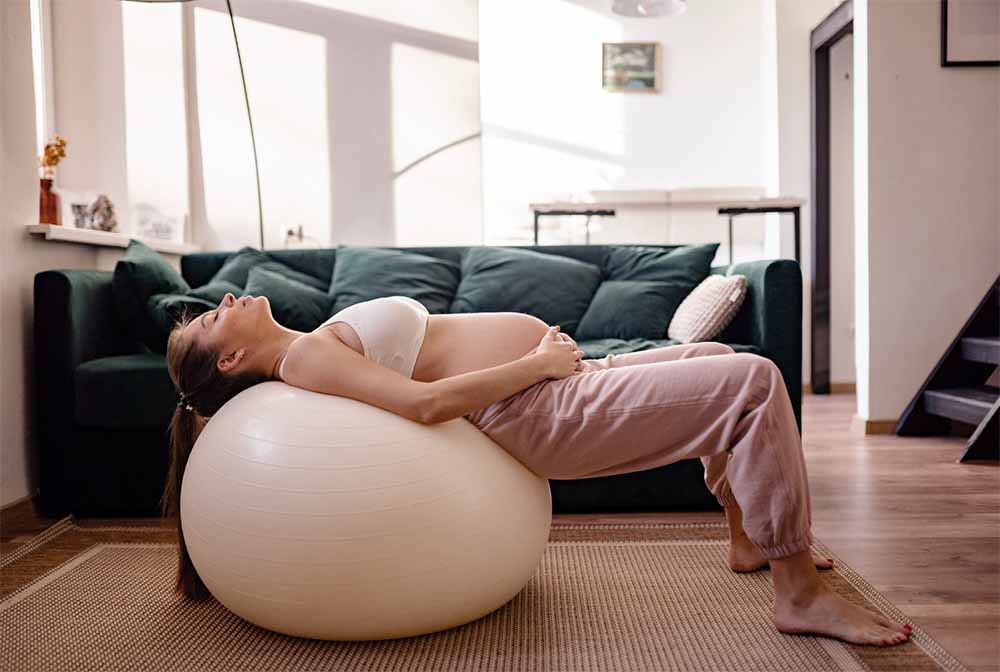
[425,354,551,424]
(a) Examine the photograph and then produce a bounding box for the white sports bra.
[298,296,430,379]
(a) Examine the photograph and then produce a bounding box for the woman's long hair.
[160,313,268,600]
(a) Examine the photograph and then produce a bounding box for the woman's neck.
[258,325,305,380]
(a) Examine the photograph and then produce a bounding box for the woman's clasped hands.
[533,325,584,380]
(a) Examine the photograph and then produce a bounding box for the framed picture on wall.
[941,0,1000,66]
[602,42,661,92]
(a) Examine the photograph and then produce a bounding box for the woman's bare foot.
[729,534,834,572]
[770,549,913,646]
[723,503,833,572]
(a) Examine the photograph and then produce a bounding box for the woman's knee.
[728,352,781,386]
[695,341,735,356]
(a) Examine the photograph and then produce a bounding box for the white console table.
[529,193,804,264]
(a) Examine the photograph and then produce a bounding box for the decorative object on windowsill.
[611,0,686,18]
[38,134,67,226]
[134,202,183,241]
[940,0,999,67]
[602,42,662,93]
[283,224,322,249]
[72,194,119,233]
[121,0,265,248]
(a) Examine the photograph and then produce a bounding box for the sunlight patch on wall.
[479,0,625,243]
[390,43,482,245]
[298,0,477,42]
[195,7,330,250]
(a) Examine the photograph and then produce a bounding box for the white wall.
[859,0,999,422]
[1,0,104,508]
[829,33,855,385]
[480,0,779,247]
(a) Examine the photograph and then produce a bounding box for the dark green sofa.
[33,244,802,518]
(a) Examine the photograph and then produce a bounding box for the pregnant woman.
[162,292,912,647]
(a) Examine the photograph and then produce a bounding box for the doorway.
[810,0,854,394]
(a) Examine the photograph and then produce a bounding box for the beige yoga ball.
[180,381,552,641]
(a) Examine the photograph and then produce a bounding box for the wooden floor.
[2,391,998,671]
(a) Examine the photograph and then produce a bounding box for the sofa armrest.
[33,270,133,515]
[34,270,123,373]
[710,259,803,432]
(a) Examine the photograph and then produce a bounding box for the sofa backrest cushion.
[186,280,242,304]
[329,246,461,315]
[245,266,331,331]
[575,281,687,341]
[112,239,191,352]
[209,247,330,292]
[449,247,603,336]
[146,293,215,345]
[574,243,720,340]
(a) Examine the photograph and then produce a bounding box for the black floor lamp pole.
[225,0,265,250]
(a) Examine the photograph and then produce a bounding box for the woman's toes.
[878,628,907,646]
[875,615,909,634]
[813,553,834,569]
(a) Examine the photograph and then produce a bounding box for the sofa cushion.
[449,247,602,337]
[146,293,215,337]
[210,246,329,292]
[112,239,190,352]
[245,266,331,331]
[187,280,242,304]
[329,245,461,315]
[668,273,748,344]
[575,280,686,341]
[576,243,720,340]
[577,338,761,360]
[75,353,175,429]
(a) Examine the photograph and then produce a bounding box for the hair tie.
[177,392,195,413]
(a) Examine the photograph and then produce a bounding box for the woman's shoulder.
[279,329,352,382]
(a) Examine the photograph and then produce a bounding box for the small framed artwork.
[602,42,661,92]
[941,0,1000,67]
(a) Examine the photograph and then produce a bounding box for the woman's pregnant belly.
[413,312,551,382]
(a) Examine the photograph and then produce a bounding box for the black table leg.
[728,215,734,265]
[793,207,801,263]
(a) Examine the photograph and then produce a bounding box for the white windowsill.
[26,224,201,255]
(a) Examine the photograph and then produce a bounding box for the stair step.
[961,336,1000,365]
[923,385,999,425]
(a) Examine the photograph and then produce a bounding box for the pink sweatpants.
[464,342,813,560]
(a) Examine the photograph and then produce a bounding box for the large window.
[194,6,330,250]
[122,1,190,243]
[31,0,482,249]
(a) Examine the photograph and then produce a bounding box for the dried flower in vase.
[39,134,67,179]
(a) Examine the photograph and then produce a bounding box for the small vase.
[39,178,61,226]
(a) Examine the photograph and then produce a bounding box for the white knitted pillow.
[667,274,747,344]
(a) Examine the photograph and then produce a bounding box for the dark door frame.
[810,0,853,394]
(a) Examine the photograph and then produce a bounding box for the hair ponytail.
[160,402,211,600]
[161,313,269,601]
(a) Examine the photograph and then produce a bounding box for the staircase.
[896,274,1000,462]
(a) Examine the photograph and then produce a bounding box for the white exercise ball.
[179,381,552,641]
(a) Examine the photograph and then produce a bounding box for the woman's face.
[183,292,273,372]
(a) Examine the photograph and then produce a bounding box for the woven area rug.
[0,517,969,672]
